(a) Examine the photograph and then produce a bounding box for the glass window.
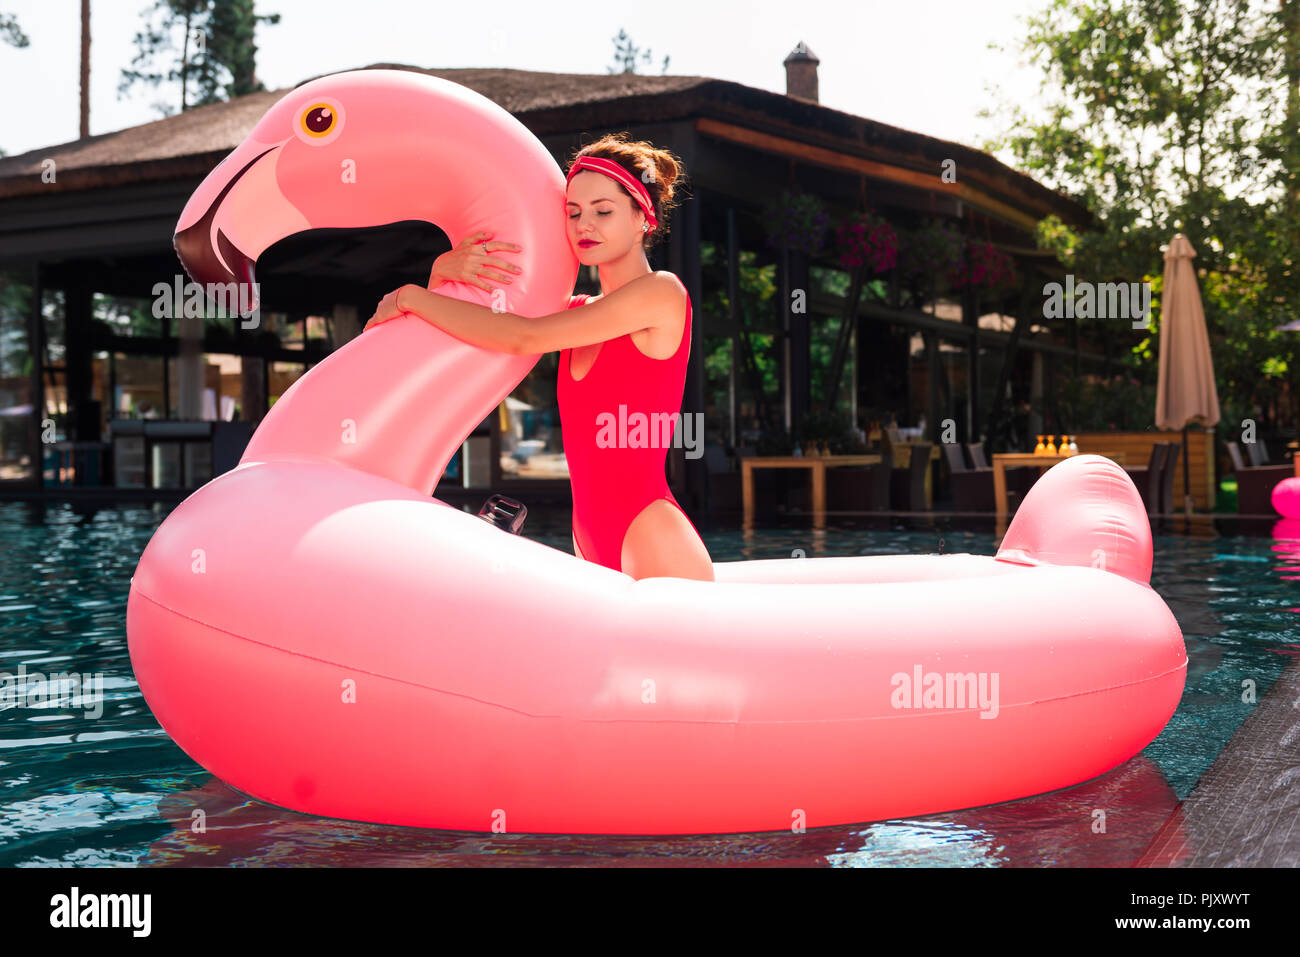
[112,353,166,419]
[269,311,303,350]
[95,291,163,338]
[698,240,779,449]
[269,360,307,408]
[305,314,331,345]
[166,353,246,420]
[42,288,66,365]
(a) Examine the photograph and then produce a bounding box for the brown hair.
[567,132,685,249]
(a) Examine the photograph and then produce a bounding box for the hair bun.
[569,132,686,249]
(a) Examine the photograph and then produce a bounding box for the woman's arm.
[395,285,533,354]
[397,272,684,356]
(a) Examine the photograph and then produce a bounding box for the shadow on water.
[135,754,1179,867]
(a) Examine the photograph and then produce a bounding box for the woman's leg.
[620,499,714,581]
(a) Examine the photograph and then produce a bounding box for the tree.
[607,28,670,75]
[983,0,1300,436]
[0,10,30,155]
[0,11,28,47]
[118,0,280,116]
[118,0,209,115]
[207,0,280,99]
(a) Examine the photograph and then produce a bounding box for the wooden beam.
[695,117,1040,231]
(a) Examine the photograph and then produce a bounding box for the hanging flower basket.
[835,210,898,274]
[897,219,965,293]
[951,240,1019,294]
[761,189,830,256]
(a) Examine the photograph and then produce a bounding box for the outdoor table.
[741,454,883,527]
[992,452,1128,517]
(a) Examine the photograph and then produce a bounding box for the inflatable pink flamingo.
[127,70,1186,834]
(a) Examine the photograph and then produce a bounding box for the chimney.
[783,41,819,103]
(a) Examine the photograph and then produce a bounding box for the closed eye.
[568,211,611,219]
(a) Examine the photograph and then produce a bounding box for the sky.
[0,0,1053,163]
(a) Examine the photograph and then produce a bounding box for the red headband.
[565,155,659,230]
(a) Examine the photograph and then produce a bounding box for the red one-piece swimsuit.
[557,274,704,572]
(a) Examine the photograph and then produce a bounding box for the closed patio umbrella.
[1155,233,1221,514]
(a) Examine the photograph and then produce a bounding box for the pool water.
[0,500,1294,867]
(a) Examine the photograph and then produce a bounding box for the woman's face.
[565,169,646,265]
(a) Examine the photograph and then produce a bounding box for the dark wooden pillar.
[65,278,96,440]
[726,207,739,448]
[667,135,707,514]
[160,311,171,419]
[963,283,980,442]
[27,262,45,490]
[926,331,941,439]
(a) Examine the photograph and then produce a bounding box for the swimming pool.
[0,500,1291,866]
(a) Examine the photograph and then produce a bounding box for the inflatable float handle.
[477,493,528,534]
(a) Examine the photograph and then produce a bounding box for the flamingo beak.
[173,145,278,315]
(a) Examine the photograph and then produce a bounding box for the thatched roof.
[0,66,707,192]
[0,63,1087,223]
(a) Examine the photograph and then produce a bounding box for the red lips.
[578,240,599,248]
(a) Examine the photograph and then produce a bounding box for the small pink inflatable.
[1271,476,1300,518]
[128,70,1186,834]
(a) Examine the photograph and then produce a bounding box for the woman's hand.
[363,286,408,332]
[430,231,522,292]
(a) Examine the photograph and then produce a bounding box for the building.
[0,47,1098,512]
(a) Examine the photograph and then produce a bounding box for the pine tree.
[118,0,280,116]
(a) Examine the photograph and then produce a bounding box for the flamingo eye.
[303,105,334,135]
[294,101,345,144]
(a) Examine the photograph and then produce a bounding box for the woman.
[364,134,714,582]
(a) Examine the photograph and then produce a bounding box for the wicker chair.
[1160,441,1181,513]
[1226,441,1291,514]
[965,441,1036,511]
[941,443,994,511]
[826,450,893,512]
[1123,443,1168,516]
[703,443,740,513]
[890,442,933,510]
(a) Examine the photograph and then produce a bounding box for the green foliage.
[897,218,964,301]
[208,0,280,99]
[0,11,28,47]
[985,0,1300,432]
[0,10,28,151]
[1050,373,1158,431]
[698,240,781,432]
[119,0,281,115]
[607,28,669,75]
[93,293,163,338]
[0,271,32,379]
